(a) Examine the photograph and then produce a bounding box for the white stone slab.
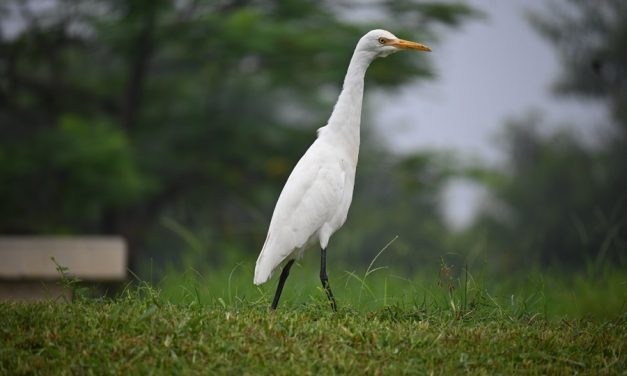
[0,236,127,280]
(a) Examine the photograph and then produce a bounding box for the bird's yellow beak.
[391,39,432,52]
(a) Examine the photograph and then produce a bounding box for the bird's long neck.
[325,50,374,153]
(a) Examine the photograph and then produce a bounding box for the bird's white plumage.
[254,29,418,285]
[254,138,355,284]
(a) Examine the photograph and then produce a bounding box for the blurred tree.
[0,0,475,272]
[529,0,627,129]
[333,148,457,272]
[467,0,627,269]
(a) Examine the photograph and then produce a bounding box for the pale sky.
[373,0,608,228]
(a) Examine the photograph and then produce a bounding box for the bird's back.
[254,136,356,285]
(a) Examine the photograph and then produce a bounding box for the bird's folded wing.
[255,148,345,284]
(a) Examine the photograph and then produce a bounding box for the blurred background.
[0,0,625,302]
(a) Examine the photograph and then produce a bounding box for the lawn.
[1,261,625,374]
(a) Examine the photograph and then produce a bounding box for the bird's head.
[357,29,431,58]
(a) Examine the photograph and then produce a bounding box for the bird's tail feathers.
[254,234,278,285]
[253,255,273,285]
[254,233,294,285]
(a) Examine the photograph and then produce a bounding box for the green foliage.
[0,114,146,232]
[327,150,457,272]
[0,0,474,271]
[469,117,626,268]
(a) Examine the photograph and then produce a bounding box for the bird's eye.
[378,37,386,45]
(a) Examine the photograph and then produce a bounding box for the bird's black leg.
[271,259,295,310]
[320,247,337,311]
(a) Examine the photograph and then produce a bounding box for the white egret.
[254,29,431,310]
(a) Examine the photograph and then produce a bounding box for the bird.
[254,29,431,310]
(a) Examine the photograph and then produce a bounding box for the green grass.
[157,258,627,319]
[1,261,626,374]
[1,292,625,374]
